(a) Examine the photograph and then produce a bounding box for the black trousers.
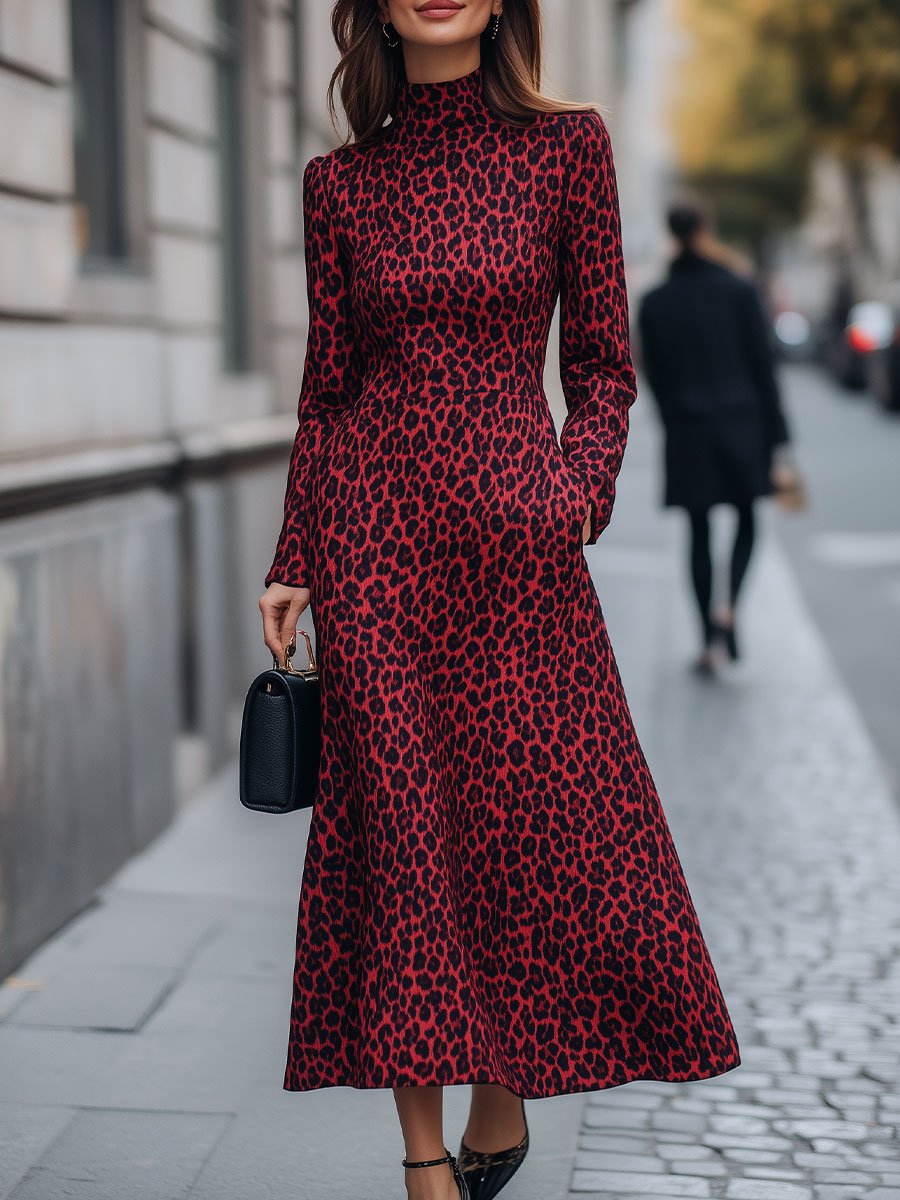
[687,505,756,641]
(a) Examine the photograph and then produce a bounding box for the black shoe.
[711,618,740,661]
[690,648,717,677]
[402,1148,469,1199]
[457,1101,529,1200]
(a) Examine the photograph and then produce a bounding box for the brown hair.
[325,0,601,148]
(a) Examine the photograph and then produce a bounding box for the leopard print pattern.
[458,1137,529,1174]
[266,65,741,1097]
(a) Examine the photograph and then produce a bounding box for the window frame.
[68,0,152,319]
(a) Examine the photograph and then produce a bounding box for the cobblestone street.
[1,373,898,1198]
[568,381,900,1199]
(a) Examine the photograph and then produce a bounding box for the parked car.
[820,317,870,391]
[817,277,869,391]
[844,300,900,413]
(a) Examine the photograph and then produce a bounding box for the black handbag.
[239,629,321,813]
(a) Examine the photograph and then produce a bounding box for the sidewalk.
[1,381,899,1199]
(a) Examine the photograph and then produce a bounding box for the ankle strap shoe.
[402,1148,470,1198]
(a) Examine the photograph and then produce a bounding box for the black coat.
[637,250,791,512]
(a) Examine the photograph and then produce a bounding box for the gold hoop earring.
[490,11,501,39]
[382,21,400,48]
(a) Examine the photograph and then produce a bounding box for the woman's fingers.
[260,599,285,663]
[280,592,307,660]
[259,584,309,664]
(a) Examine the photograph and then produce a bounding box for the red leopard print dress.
[266,64,741,1097]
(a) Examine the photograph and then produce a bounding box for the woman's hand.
[259,583,310,666]
[582,511,592,544]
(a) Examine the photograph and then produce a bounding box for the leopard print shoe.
[457,1102,529,1200]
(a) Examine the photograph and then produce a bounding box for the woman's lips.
[417,1,464,16]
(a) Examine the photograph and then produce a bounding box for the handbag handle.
[272,628,318,677]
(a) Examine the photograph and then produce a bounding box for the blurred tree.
[764,0,900,159]
[672,0,900,261]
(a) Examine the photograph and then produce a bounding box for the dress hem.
[282,1051,743,1100]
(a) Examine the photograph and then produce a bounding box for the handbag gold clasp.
[272,628,318,678]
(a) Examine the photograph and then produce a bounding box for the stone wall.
[0,0,304,976]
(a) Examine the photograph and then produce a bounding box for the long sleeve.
[738,280,791,449]
[264,153,364,589]
[558,111,638,545]
[636,293,674,425]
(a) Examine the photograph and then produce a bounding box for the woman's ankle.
[463,1087,526,1151]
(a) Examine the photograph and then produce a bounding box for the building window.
[71,0,128,264]
[215,0,250,372]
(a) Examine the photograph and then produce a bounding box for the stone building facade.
[0,0,624,974]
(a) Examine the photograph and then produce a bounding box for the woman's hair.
[666,201,707,245]
[325,0,601,148]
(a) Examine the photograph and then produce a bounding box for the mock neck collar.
[392,64,490,135]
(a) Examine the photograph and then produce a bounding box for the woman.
[259,5,741,1198]
[638,202,793,672]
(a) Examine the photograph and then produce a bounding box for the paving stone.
[774,1121,873,1142]
[725,1150,789,1165]
[671,1160,729,1177]
[573,1151,666,1173]
[626,1081,687,1095]
[743,1168,809,1181]
[832,1079,884,1094]
[728,1072,778,1089]
[0,1105,75,1197]
[684,1083,740,1102]
[588,1089,664,1110]
[705,1135,794,1153]
[717,1103,784,1120]
[672,1098,714,1115]
[570,1169,711,1195]
[5,965,175,1032]
[793,1154,849,1170]
[863,1068,900,1085]
[583,1106,653,1131]
[20,895,221,977]
[782,1107,847,1120]
[7,1108,230,1199]
[776,1077,830,1093]
[579,1133,656,1154]
[658,1145,718,1162]
[725,1181,812,1199]
[652,1112,708,1135]
[762,1092,832,1107]
[812,1140,865,1156]
[0,1027,127,1107]
[833,1095,882,1112]
[0,984,29,1022]
[812,1172,876,1185]
[711,1116,773,1136]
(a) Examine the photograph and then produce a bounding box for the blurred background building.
[0,0,628,976]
